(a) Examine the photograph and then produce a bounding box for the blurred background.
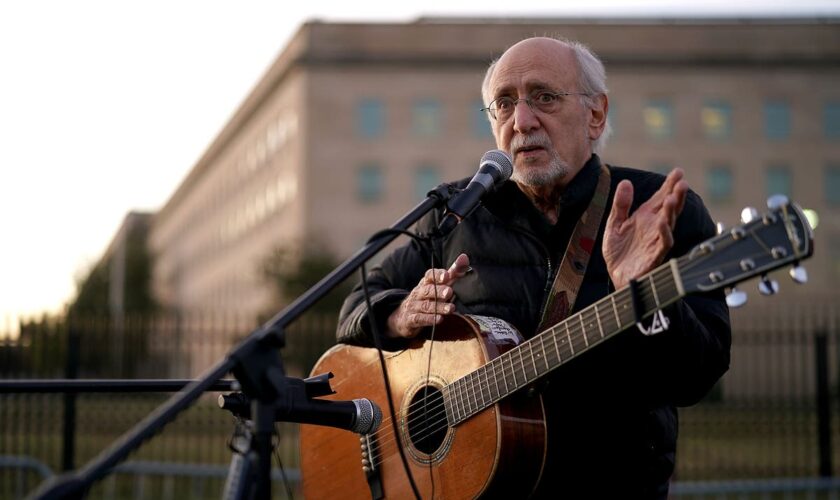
[2,1,840,498]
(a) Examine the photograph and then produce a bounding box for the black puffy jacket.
[337,155,731,499]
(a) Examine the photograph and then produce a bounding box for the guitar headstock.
[680,196,814,296]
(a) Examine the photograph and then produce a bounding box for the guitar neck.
[443,259,686,426]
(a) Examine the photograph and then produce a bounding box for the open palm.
[603,169,688,290]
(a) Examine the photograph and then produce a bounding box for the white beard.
[509,132,571,187]
[511,151,569,187]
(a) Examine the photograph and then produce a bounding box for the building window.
[473,100,493,138]
[764,101,790,140]
[826,164,840,205]
[766,164,792,197]
[415,165,440,200]
[357,99,384,138]
[643,100,673,140]
[707,165,733,203]
[357,164,383,202]
[413,99,441,137]
[702,101,732,140]
[825,102,840,139]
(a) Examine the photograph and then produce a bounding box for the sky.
[0,1,837,330]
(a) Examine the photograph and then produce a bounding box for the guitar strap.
[536,164,611,332]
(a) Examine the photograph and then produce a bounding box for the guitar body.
[300,314,547,499]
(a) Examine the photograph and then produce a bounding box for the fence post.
[62,319,80,471]
[815,331,832,477]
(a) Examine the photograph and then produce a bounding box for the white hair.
[481,37,612,154]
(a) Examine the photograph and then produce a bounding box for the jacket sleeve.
[630,190,732,407]
[336,213,443,349]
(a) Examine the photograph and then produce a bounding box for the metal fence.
[1,302,840,498]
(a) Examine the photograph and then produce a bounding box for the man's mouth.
[515,145,544,155]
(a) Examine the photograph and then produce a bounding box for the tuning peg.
[725,288,748,308]
[767,194,789,211]
[789,265,808,284]
[717,219,749,307]
[758,274,780,296]
[740,207,760,224]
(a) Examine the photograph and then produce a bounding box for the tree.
[260,240,352,316]
[64,213,156,376]
[68,213,156,317]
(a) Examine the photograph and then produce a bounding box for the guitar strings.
[369,263,678,463]
[367,237,759,466]
[369,268,681,464]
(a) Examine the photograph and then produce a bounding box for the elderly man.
[338,37,730,499]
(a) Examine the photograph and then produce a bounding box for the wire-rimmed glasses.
[482,89,591,121]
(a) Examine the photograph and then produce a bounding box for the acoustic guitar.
[300,198,813,499]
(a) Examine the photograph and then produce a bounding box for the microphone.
[218,393,383,434]
[437,149,513,236]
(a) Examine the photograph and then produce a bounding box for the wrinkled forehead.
[489,39,579,98]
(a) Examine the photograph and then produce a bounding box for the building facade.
[146,19,840,322]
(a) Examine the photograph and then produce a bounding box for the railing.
[1,303,839,498]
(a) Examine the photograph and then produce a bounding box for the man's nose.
[512,99,540,134]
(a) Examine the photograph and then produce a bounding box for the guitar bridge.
[360,432,383,499]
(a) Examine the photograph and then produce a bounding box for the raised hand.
[603,169,688,290]
[386,253,471,339]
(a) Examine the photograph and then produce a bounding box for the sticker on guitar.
[467,314,520,344]
[637,310,670,336]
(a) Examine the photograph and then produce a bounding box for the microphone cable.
[361,227,431,500]
[272,423,296,500]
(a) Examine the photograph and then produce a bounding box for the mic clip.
[219,373,337,419]
[425,182,459,206]
[303,372,336,398]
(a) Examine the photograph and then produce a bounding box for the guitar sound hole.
[407,386,447,455]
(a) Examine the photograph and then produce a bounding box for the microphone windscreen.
[479,149,513,189]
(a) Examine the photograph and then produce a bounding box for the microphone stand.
[29,184,455,500]
[0,380,238,393]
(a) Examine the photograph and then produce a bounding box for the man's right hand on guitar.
[386,253,471,339]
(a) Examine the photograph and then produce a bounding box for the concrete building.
[146,18,840,324]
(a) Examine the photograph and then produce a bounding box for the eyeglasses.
[482,90,591,121]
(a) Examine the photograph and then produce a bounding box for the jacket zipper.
[503,224,555,329]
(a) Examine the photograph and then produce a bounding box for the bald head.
[482,36,611,154]
[482,38,576,101]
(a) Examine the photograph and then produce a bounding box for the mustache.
[510,133,553,153]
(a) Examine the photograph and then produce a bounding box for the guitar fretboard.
[441,260,684,426]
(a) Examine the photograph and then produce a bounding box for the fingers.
[662,168,684,193]
[421,253,471,286]
[672,179,688,222]
[661,178,688,229]
[448,253,471,279]
[388,286,456,338]
[607,180,634,232]
[387,307,446,339]
[396,311,447,334]
[656,218,674,260]
[389,254,471,339]
[415,282,456,302]
[641,168,688,227]
[647,168,684,207]
[411,299,456,315]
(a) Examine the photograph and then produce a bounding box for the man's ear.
[588,93,608,141]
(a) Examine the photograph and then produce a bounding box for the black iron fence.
[1,303,840,498]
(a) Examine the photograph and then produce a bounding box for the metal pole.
[815,331,833,477]
[61,321,80,472]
